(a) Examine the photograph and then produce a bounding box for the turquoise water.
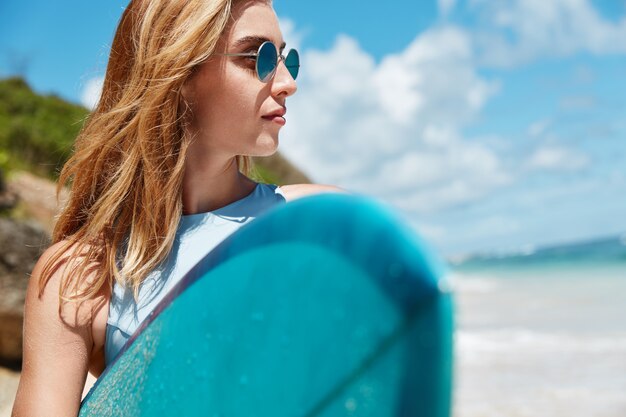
[449,235,626,417]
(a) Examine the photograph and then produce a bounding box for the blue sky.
[1,0,625,257]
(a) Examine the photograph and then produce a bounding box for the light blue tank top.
[104,183,286,367]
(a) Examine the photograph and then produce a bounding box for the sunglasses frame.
[220,41,299,83]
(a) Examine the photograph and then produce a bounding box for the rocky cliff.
[0,170,50,369]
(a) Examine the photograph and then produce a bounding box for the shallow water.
[451,262,626,417]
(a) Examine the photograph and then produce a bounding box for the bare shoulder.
[278,183,348,202]
[12,240,106,416]
[27,240,103,325]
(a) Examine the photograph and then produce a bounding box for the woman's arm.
[12,242,94,417]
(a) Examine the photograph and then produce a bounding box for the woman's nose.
[271,60,297,98]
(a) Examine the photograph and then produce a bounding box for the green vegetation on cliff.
[0,77,87,177]
[0,76,309,184]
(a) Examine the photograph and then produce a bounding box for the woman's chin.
[251,136,279,157]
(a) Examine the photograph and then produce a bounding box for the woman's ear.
[178,75,197,120]
[180,77,194,105]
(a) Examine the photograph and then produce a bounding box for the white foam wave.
[456,328,626,355]
[447,272,499,294]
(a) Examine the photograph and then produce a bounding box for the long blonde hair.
[40,0,255,303]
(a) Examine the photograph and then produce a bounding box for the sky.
[1,0,625,258]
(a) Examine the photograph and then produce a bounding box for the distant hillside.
[0,76,309,185]
[452,234,626,269]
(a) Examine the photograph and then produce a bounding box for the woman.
[12,0,340,414]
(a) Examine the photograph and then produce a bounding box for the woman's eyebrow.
[232,35,286,50]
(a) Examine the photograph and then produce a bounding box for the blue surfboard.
[80,194,454,416]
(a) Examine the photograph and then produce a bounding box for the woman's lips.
[262,107,286,126]
[262,115,286,126]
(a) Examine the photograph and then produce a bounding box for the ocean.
[449,235,626,417]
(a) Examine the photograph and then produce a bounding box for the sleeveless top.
[104,183,286,367]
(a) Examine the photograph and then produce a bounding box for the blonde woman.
[12,0,340,415]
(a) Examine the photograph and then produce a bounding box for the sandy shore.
[0,367,96,416]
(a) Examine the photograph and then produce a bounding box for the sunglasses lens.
[285,49,300,80]
[257,42,277,82]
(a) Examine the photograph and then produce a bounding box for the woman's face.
[182,1,297,159]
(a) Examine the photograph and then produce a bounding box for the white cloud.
[527,145,590,172]
[559,95,597,111]
[414,221,448,242]
[372,54,423,125]
[280,27,506,214]
[469,0,626,67]
[527,119,551,138]
[438,0,457,18]
[80,76,104,110]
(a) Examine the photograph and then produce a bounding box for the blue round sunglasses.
[221,41,299,83]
